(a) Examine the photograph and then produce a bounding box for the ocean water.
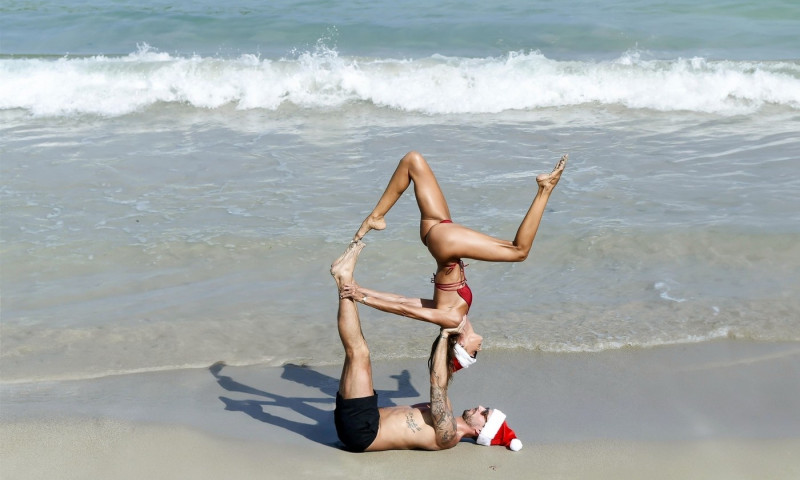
[1,0,799,384]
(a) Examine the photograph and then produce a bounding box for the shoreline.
[3,340,800,479]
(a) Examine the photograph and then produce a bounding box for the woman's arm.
[353,284,424,308]
[340,283,461,329]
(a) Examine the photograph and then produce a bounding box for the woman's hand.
[339,282,365,302]
[440,315,467,339]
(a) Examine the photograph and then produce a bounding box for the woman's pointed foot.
[536,154,567,192]
[353,215,386,242]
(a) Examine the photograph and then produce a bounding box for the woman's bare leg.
[509,153,568,257]
[354,151,567,263]
[426,154,567,263]
[354,151,450,242]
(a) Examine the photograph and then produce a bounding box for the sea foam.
[3,44,799,117]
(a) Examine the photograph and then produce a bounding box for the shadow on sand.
[210,362,421,447]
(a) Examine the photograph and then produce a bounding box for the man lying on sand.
[330,241,521,452]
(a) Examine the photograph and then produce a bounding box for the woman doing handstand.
[337,150,566,379]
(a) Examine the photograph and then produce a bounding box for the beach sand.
[2,340,799,479]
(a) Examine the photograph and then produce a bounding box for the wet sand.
[2,340,799,479]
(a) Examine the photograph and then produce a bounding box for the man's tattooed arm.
[430,379,457,446]
[429,322,464,448]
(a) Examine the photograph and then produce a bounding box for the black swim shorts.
[334,391,379,452]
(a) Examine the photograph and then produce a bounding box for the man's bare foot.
[536,154,567,192]
[331,240,365,288]
[331,239,359,272]
[353,215,386,242]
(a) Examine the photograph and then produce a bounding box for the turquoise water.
[3,0,799,59]
[1,0,799,383]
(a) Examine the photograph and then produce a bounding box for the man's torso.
[367,405,445,451]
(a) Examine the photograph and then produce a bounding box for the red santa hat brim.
[476,409,522,451]
[452,343,476,372]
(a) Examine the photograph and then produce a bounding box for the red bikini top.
[432,260,472,308]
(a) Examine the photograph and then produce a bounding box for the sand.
[2,340,800,479]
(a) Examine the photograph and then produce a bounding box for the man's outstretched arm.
[428,319,465,449]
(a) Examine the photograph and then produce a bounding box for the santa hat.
[452,343,477,372]
[476,409,522,451]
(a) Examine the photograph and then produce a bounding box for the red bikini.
[432,259,473,309]
[426,219,473,309]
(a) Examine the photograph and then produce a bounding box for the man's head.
[462,405,493,434]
